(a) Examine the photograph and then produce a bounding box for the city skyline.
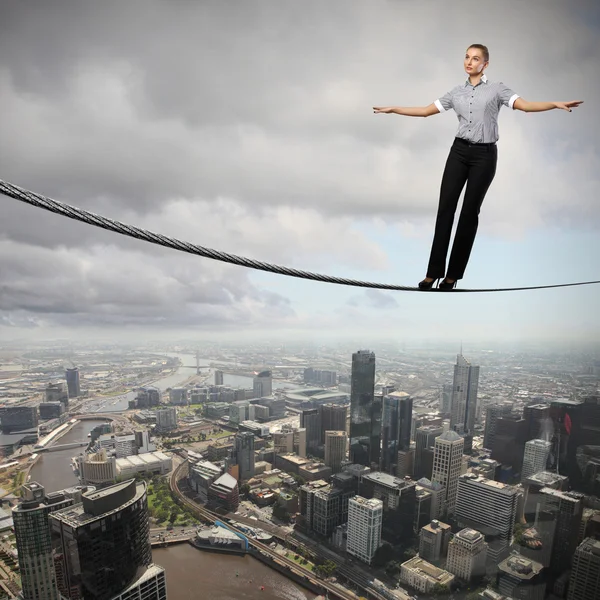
[1,1,599,344]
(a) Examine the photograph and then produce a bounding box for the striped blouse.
[434,74,520,143]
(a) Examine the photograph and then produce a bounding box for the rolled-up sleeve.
[498,82,520,109]
[434,89,454,113]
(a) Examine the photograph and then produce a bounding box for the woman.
[374,44,583,290]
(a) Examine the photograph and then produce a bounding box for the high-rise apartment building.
[381,392,412,475]
[349,350,380,468]
[414,425,443,480]
[419,520,452,563]
[65,367,80,398]
[234,432,255,481]
[483,404,512,450]
[567,538,600,600]
[454,474,519,565]
[214,370,224,385]
[50,479,162,600]
[521,439,551,482]
[156,407,178,433]
[13,483,75,600]
[253,370,272,398]
[450,354,480,435]
[346,496,383,565]
[446,528,488,582]
[325,431,347,474]
[320,403,348,442]
[431,430,464,515]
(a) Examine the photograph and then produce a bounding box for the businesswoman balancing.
[374,44,583,290]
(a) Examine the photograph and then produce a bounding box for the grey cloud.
[0,0,598,332]
[347,289,398,310]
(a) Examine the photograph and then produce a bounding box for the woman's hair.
[467,44,489,62]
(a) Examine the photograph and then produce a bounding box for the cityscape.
[0,342,598,599]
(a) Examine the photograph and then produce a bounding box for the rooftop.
[401,556,454,585]
[351,496,383,509]
[578,537,600,557]
[423,520,451,534]
[362,471,414,489]
[212,472,238,491]
[437,430,462,443]
[455,528,484,542]
[498,554,543,579]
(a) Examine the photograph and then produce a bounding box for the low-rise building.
[189,460,223,503]
[115,451,172,480]
[400,556,455,594]
[208,473,239,512]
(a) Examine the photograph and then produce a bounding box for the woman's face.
[464,48,488,75]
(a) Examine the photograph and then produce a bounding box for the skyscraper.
[50,479,164,600]
[521,439,552,482]
[65,367,80,398]
[300,408,321,456]
[214,370,224,386]
[320,403,347,444]
[446,528,488,582]
[381,392,413,474]
[325,431,347,474]
[253,370,272,398]
[234,431,255,481]
[431,431,464,515]
[450,354,480,435]
[13,483,74,600]
[454,474,519,565]
[567,538,600,600]
[483,404,512,450]
[349,350,379,468]
[414,425,443,480]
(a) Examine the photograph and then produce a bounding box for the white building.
[521,439,552,482]
[156,407,178,432]
[346,496,383,565]
[431,431,464,514]
[400,556,455,594]
[78,449,118,486]
[455,474,519,565]
[97,433,138,459]
[446,528,488,582]
[115,451,172,480]
[109,563,167,600]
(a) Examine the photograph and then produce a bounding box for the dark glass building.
[65,367,81,398]
[50,479,153,600]
[381,392,413,474]
[349,350,379,468]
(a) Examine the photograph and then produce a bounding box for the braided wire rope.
[1,178,599,293]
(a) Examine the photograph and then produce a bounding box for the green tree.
[430,583,450,596]
[272,502,291,523]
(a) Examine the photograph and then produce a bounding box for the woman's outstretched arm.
[373,103,440,117]
[513,98,584,113]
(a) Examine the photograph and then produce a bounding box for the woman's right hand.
[373,106,395,113]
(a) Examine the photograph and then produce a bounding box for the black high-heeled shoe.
[438,279,457,291]
[418,277,440,290]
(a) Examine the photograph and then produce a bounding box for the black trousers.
[426,137,498,280]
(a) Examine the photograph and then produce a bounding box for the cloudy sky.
[1,0,599,345]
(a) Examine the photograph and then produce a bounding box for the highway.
[169,461,361,600]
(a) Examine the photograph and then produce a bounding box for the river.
[152,545,317,600]
[84,353,299,413]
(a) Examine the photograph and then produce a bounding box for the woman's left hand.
[555,100,584,112]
